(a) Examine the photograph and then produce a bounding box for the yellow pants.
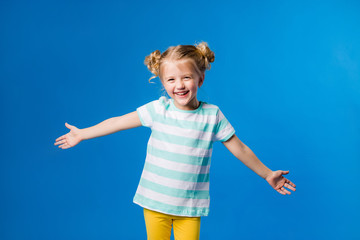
[143,208,201,240]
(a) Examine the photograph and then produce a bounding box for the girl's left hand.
[265,170,296,195]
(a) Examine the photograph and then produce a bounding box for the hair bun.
[195,42,215,70]
[144,50,161,82]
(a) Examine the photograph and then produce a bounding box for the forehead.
[160,59,198,77]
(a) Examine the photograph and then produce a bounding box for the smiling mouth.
[174,91,189,96]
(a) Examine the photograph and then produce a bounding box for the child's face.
[160,59,204,111]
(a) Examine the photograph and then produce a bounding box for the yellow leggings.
[143,208,201,240]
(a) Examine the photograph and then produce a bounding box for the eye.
[184,76,191,80]
[167,78,175,82]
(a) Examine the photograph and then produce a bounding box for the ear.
[198,73,205,88]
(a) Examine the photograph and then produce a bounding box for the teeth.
[176,91,188,95]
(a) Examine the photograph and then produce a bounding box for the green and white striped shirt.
[133,96,235,217]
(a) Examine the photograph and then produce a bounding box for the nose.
[175,79,185,89]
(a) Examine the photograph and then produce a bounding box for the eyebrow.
[164,73,194,79]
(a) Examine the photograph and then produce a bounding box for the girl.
[54,42,296,240]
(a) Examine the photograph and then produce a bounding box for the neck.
[187,99,200,110]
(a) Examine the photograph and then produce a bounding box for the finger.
[285,178,296,188]
[65,122,73,130]
[60,143,70,149]
[276,189,286,195]
[55,135,65,142]
[286,179,296,188]
[284,183,296,191]
[54,139,66,146]
[280,187,291,195]
[282,170,289,175]
[58,141,67,148]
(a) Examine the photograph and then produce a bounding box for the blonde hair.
[144,42,215,82]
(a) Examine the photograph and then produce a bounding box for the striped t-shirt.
[133,96,235,217]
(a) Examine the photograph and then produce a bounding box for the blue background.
[1,0,359,239]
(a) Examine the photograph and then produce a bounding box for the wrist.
[78,128,86,141]
[263,170,273,181]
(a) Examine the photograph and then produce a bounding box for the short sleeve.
[213,109,235,142]
[136,100,157,128]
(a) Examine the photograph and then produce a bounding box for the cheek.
[189,82,198,91]
[163,83,174,93]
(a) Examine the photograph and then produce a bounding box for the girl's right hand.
[54,123,82,149]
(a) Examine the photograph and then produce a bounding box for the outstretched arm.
[54,111,142,149]
[222,134,296,195]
